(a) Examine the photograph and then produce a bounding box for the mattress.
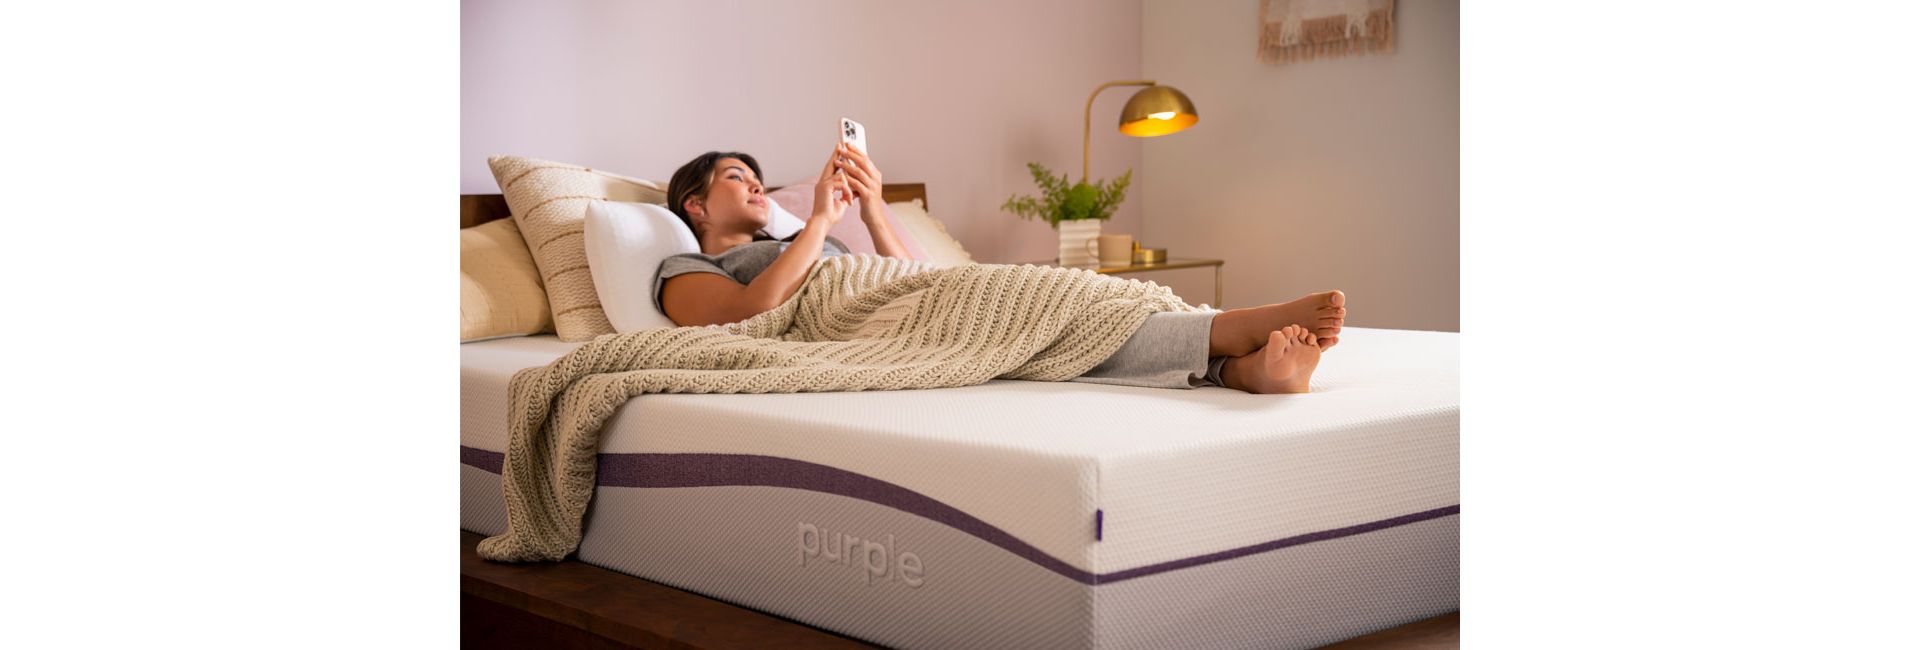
[462,326,1459,649]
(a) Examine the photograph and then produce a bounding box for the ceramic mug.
[1086,234,1135,264]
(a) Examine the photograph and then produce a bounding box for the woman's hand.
[811,143,857,227]
[835,142,884,209]
[833,142,912,259]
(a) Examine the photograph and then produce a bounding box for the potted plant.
[1002,162,1131,265]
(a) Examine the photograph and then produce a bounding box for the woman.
[655,143,1347,394]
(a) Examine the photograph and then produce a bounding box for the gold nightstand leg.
[1214,264,1223,309]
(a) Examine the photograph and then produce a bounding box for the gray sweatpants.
[1069,310,1229,389]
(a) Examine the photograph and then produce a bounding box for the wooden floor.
[461,531,1458,649]
[1320,612,1459,650]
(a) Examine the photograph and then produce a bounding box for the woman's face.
[691,157,769,234]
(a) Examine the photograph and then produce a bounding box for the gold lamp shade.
[1083,80,1200,181]
[1118,85,1199,137]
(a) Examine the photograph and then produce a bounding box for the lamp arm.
[1083,80,1155,183]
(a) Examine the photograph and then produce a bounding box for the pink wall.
[462,0,1146,264]
[1141,0,1459,331]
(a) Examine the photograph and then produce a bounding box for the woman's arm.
[835,143,911,259]
[859,201,911,259]
[659,217,839,326]
[736,216,837,314]
[659,272,757,327]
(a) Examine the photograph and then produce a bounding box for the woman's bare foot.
[1219,325,1323,394]
[1208,290,1345,357]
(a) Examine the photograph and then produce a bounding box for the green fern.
[1001,162,1132,228]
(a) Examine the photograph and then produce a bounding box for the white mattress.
[462,326,1458,648]
[463,327,1455,573]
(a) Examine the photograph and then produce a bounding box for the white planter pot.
[1056,220,1102,265]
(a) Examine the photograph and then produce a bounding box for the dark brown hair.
[665,151,792,243]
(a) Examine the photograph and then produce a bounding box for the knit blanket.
[477,254,1199,562]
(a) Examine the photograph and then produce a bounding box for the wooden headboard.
[460,182,927,229]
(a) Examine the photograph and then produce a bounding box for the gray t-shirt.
[653,235,852,315]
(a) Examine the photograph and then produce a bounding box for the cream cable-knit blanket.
[477,254,1199,562]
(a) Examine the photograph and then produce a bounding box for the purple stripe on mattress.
[594,451,1102,585]
[459,446,1457,585]
[1095,504,1461,584]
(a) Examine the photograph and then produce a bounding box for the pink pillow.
[767,179,929,261]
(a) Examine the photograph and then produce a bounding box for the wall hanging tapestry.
[1257,0,1396,64]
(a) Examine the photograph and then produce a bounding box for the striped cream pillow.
[488,155,668,341]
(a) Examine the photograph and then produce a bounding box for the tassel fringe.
[1257,0,1396,65]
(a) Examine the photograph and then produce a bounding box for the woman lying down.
[655,144,1347,394]
[479,146,1352,561]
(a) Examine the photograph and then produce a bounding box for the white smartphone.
[840,117,867,155]
[835,117,868,202]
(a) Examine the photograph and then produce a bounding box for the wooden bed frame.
[458,181,1458,648]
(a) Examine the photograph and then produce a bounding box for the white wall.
[462,0,1145,265]
[1141,0,1458,331]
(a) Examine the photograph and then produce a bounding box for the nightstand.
[1022,257,1225,308]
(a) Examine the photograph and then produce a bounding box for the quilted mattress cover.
[461,326,1459,649]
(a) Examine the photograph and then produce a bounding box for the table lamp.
[1082,80,1199,182]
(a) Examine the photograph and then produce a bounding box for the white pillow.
[583,200,700,332]
[760,198,808,239]
[887,199,974,267]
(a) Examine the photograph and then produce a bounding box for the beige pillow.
[461,218,554,342]
[887,198,974,267]
[488,155,668,341]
